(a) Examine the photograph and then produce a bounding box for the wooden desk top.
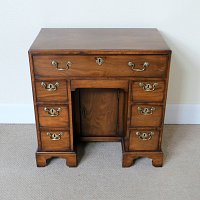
[29,28,171,55]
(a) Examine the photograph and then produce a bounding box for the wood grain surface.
[41,130,71,151]
[80,89,119,137]
[132,81,165,102]
[38,105,69,128]
[130,104,163,127]
[29,28,170,54]
[35,80,68,102]
[128,129,159,151]
[33,55,167,78]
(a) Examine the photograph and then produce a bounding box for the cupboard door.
[80,88,122,137]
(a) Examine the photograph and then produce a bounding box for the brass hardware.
[139,82,158,92]
[66,61,72,69]
[44,107,61,117]
[51,60,59,68]
[128,61,149,71]
[136,131,154,140]
[47,132,63,140]
[138,107,155,115]
[41,82,59,91]
[128,61,135,68]
[96,57,104,65]
[51,60,72,70]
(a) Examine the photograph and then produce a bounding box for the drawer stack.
[128,81,165,151]
[30,58,77,167]
[123,56,170,167]
[35,80,71,151]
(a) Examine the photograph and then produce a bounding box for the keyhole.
[97,58,102,65]
[49,84,53,89]
[147,84,150,89]
[142,133,147,138]
[96,57,104,65]
[49,109,55,115]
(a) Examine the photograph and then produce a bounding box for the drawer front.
[129,129,159,151]
[132,81,165,102]
[33,55,167,77]
[38,105,69,127]
[35,80,68,102]
[130,105,163,127]
[41,130,70,151]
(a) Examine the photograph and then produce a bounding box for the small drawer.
[33,55,167,77]
[38,105,69,127]
[129,129,159,151]
[132,81,165,102]
[130,105,163,127]
[35,80,68,102]
[41,130,70,151]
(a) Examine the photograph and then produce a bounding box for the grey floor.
[0,125,200,200]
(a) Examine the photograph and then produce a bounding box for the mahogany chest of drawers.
[29,28,171,167]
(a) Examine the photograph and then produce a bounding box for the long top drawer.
[33,55,168,78]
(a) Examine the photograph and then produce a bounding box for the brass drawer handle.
[96,57,104,65]
[47,132,63,140]
[136,131,154,140]
[51,60,72,70]
[139,82,158,92]
[41,82,59,91]
[44,107,61,117]
[128,61,149,72]
[138,107,155,115]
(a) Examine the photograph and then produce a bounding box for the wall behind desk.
[0,0,199,123]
